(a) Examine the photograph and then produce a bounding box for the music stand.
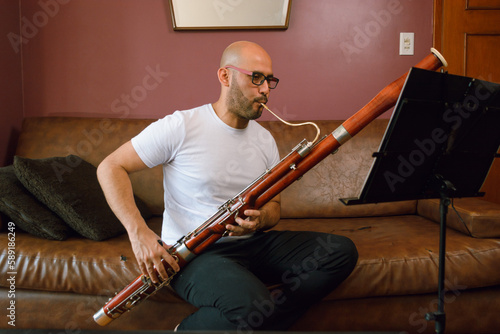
[341,67,500,334]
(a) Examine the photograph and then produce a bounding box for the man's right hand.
[97,141,180,283]
[130,226,180,284]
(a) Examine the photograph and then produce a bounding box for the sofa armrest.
[417,198,500,238]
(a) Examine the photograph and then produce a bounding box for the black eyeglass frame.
[224,65,279,89]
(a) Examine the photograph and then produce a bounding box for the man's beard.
[227,79,267,121]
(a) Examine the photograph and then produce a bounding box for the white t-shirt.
[131,104,280,244]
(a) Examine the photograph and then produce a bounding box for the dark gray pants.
[170,230,358,331]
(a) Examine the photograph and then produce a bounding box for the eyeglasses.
[225,65,279,89]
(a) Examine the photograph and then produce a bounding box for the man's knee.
[315,234,358,276]
[226,292,277,330]
[339,236,358,274]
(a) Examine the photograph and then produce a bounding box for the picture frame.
[168,0,292,30]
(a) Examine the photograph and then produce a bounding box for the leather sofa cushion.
[3,215,500,301]
[418,197,500,238]
[274,216,500,299]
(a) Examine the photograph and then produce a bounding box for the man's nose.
[258,80,270,95]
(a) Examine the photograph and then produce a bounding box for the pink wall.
[2,0,434,165]
[0,0,23,166]
[21,0,434,121]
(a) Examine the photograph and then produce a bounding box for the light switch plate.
[400,32,414,55]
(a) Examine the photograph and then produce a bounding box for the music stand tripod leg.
[425,174,455,334]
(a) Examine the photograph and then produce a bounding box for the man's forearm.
[96,142,179,282]
[97,161,146,233]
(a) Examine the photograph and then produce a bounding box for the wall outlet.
[399,32,414,55]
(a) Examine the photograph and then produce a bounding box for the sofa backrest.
[260,119,416,218]
[15,117,416,218]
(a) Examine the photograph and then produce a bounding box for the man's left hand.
[226,209,262,236]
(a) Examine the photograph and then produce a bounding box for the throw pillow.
[0,165,73,240]
[14,155,152,241]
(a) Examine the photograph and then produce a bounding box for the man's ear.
[218,67,230,87]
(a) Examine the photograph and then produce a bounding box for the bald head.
[220,41,272,70]
[213,41,274,128]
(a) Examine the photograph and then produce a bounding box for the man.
[97,41,358,330]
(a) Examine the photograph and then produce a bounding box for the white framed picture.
[169,0,292,30]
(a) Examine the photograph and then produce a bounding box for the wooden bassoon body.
[94,48,448,326]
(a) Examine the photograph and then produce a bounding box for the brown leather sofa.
[1,116,500,333]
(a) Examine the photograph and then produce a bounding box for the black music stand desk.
[341,67,500,334]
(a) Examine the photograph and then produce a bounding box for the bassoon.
[94,48,448,326]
